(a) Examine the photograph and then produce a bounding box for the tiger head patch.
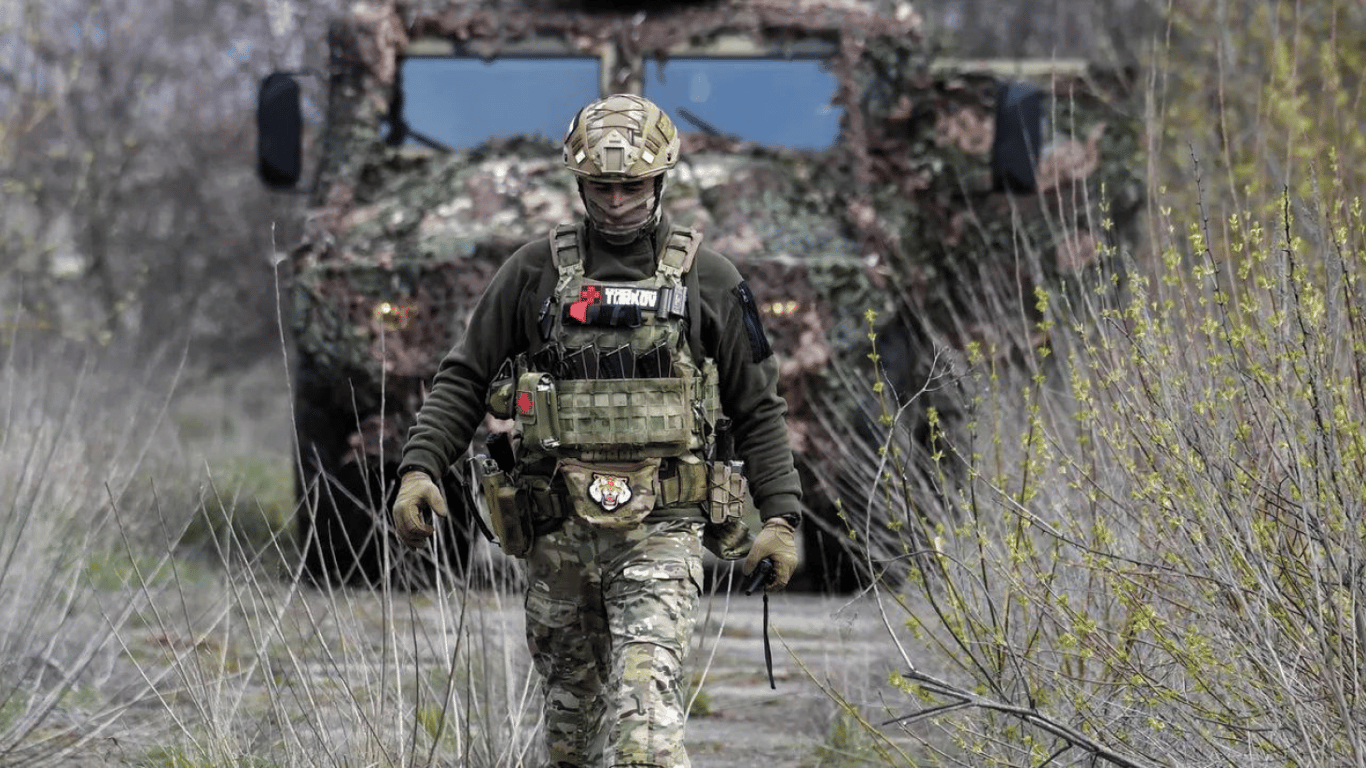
[588,473,632,511]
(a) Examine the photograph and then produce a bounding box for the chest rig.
[515,223,721,465]
[475,224,750,547]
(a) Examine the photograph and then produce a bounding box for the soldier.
[390,93,802,768]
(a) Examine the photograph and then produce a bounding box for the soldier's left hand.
[742,517,798,591]
[392,470,448,548]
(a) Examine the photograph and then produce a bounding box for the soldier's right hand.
[393,470,448,548]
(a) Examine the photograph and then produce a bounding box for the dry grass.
[4,3,1365,765]
[0,339,551,767]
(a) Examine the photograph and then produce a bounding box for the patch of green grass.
[178,453,295,567]
[173,412,220,443]
[803,707,885,767]
[83,549,215,591]
[418,703,444,741]
[688,682,715,718]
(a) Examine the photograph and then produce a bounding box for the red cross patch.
[569,285,601,324]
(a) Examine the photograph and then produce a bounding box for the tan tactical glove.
[742,517,798,592]
[392,471,448,549]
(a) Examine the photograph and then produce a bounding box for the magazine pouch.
[702,461,752,560]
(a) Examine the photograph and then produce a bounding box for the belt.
[522,457,710,533]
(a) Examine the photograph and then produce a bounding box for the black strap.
[742,559,777,688]
[762,592,775,689]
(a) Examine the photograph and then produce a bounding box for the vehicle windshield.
[398,57,600,149]
[396,56,842,150]
[643,58,841,149]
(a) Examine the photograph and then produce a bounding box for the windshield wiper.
[677,107,734,139]
[405,127,451,152]
[385,114,453,152]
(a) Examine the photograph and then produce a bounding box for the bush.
[817,1,1366,759]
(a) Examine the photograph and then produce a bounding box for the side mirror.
[990,82,1044,194]
[257,72,303,189]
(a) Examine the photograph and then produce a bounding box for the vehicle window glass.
[398,57,600,149]
[643,58,841,149]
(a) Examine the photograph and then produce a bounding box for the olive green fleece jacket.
[398,215,803,523]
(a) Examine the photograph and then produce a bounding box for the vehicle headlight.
[371,300,416,331]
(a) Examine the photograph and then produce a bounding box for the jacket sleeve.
[696,250,804,524]
[399,241,546,482]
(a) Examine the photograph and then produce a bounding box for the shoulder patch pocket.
[733,281,773,363]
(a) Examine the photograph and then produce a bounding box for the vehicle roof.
[355,0,929,90]
[396,0,925,52]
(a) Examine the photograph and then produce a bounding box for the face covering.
[581,179,659,245]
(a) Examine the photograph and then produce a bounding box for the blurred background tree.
[0,0,339,369]
[1153,0,1364,250]
[927,0,1159,62]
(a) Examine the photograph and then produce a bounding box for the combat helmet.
[563,93,680,179]
[564,94,680,244]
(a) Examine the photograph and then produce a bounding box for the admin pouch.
[558,457,661,530]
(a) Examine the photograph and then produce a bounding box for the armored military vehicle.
[257,0,1144,589]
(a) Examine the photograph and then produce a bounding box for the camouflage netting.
[288,0,1145,583]
[293,0,928,465]
[292,137,570,434]
[865,61,1147,311]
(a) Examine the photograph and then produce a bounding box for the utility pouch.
[476,457,533,558]
[658,456,708,507]
[514,372,560,452]
[703,518,753,561]
[486,359,516,419]
[558,457,661,530]
[703,461,752,560]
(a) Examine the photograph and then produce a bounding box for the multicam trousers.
[524,516,705,768]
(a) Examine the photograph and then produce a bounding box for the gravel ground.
[685,591,910,767]
[54,565,924,767]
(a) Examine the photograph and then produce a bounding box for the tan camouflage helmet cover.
[563,94,681,180]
